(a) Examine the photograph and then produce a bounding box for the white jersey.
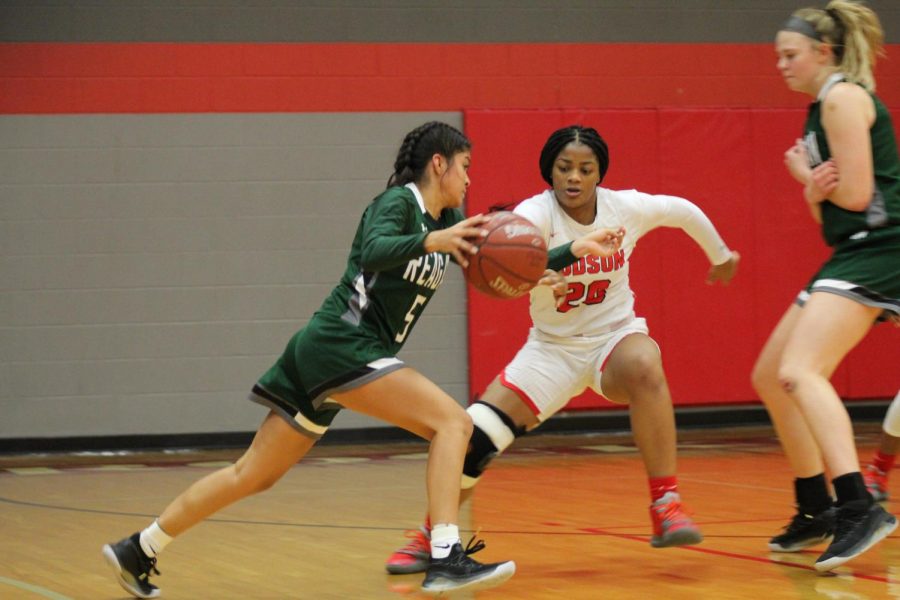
[514,187,733,338]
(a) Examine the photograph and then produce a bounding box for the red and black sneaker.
[649,491,704,548]
[863,464,890,502]
[385,524,431,574]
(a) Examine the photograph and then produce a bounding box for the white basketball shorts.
[500,317,651,421]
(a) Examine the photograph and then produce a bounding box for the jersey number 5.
[395,294,427,343]
[557,280,610,313]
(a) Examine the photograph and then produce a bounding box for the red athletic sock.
[872,450,896,474]
[423,515,432,533]
[649,475,678,502]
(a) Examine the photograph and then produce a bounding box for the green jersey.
[249,183,464,438]
[316,183,463,353]
[803,74,900,246]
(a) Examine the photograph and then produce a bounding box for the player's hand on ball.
[571,226,625,258]
[425,214,490,268]
[707,251,740,286]
[537,269,568,307]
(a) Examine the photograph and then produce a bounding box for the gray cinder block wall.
[1,113,466,439]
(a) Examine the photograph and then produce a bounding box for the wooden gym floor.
[0,425,897,599]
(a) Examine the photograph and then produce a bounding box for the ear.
[430,153,447,175]
[818,41,837,64]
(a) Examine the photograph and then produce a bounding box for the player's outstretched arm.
[546,227,624,271]
[571,227,625,259]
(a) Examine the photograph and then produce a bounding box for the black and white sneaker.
[768,507,836,552]
[421,537,515,596]
[814,500,897,572]
[102,533,161,598]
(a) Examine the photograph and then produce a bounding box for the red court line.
[3,488,894,584]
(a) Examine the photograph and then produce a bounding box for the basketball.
[464,211,548,299]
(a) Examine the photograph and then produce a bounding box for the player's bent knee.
[776,360,801,392]
[462,402,525,489]
[750,364,770,395]
[443,407,474,439]
[602,393,630,406]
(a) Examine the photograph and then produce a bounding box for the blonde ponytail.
[794,0,884,91]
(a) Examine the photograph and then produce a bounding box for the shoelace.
[462,535,486,556]
[138,555,161,581]
[864,464,886,475]
[443,535,489,567]
[397,529,429,554]
[864,465,887,482]
[654,500,691,524]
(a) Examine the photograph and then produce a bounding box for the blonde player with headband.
[752,0,899,572]
[385,124,739,574]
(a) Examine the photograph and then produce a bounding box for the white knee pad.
[461,403,518,490]
[884,390,900,437]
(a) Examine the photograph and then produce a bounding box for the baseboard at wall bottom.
[0,399,891,455]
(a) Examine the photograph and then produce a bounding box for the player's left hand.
[784,139,811,184]
[804,159,839,204]
[707,251,740,285]
[538,269,568,307]
[572,226,625,258]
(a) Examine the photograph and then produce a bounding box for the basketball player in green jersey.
[753,0,899,572]
[102,122,527,598]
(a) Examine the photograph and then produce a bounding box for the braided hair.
[539,125,610,186]
[387,121,472,189]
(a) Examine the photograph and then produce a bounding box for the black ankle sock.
[832,472,871,507]
[794,474,833,514]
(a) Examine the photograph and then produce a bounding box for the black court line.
[1,494,895,584]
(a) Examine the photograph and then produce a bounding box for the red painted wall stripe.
[3,42,899,114]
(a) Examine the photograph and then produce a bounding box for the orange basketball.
[464,211,548,300]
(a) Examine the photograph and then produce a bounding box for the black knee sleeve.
[462,402,525,489]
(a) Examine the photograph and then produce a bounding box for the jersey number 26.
[557,280,610,313]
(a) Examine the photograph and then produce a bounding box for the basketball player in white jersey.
[863,390,900,502]
[386,124,739,574]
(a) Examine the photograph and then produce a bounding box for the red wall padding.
[464,108,900,409]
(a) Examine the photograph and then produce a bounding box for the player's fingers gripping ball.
[463,211,548,299]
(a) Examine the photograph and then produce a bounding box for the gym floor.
[1,424,897,599]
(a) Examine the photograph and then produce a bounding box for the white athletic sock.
[430,523,461,559]
[139,520,173,558]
